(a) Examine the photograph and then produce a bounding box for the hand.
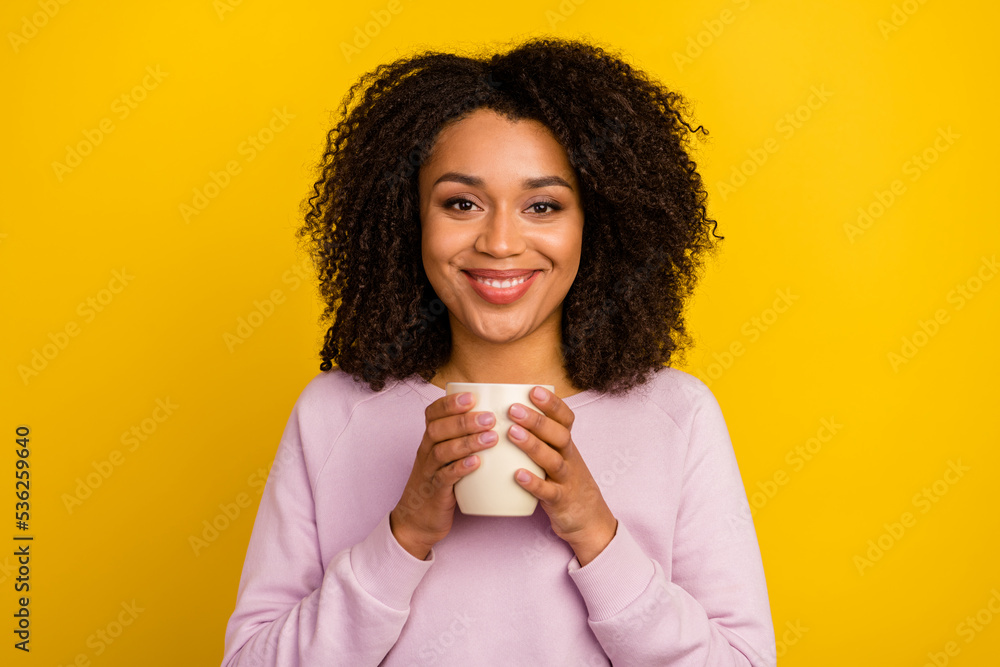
[508,386,618,566]
[390,391,498,560]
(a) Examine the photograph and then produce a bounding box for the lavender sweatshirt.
[221,367,775,666]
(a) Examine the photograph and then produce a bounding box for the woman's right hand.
[389,391,498,560]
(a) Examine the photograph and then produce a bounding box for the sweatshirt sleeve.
[221,399,434,666]
[567,381,776,666]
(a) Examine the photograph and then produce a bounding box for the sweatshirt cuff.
[567,521,655,622]
[350,510,434,611]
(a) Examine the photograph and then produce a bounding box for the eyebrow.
[432,171,574,192]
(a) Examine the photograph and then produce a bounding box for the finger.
[425,408,497,446]
[508,403,573,454]
[514,467,560,504]
[397,454,483,522]
[526,386,575,431]
[423,391,477,424]
[506,423,568,482]
[429,450,485,489]
[429,429,498,470]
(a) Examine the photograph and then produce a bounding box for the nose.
[475,204,527,257]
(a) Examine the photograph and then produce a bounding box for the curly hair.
[298,36,723,396]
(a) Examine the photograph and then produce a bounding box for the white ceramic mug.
[445,382,553,517]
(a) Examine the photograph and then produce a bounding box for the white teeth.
[473,273,531,288]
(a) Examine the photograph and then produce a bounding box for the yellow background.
[3,0,998,664]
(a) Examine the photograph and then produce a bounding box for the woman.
[222,37,775,666]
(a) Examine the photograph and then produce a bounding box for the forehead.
[422,109,577,186]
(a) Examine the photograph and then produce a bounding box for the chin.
[465,318,535,344]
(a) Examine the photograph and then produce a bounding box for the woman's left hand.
[508,386,618,566]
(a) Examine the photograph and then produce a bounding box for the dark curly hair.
[298,36,723,396]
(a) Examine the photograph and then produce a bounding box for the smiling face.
[418,108,584,349]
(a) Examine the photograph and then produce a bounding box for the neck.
[430,314,583,398]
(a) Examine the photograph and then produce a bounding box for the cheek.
[420,234,433,275]
[420,223,445,272]
[556,232,584,291]
[568,236,583,269]
[544,228,583,271]
[420,222,462,295]
[423,219,473,262]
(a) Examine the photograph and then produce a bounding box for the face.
[418,108,584,347]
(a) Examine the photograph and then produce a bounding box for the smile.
[471,274,532,288]
[463,270,539,305]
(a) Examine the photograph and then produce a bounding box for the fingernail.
[465,456,477,467]
[531,387,547,401]
[509,404,526,419]
[477,412,495,426]
[516,470,530,483]
[457,392,473,406]
[509,424,526,441]
[479,430,498,444]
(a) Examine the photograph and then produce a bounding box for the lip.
[464,269,537,279]
[463,270,540,305]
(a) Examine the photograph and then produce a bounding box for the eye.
[442,196,563,215]
[443,196,481,212]
[528,200,563,215]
